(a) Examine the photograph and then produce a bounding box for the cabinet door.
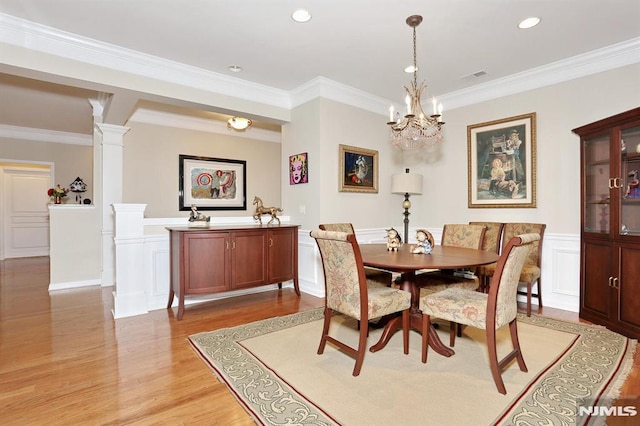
[619,126,640,238]
[231,230,267,290]
[582,133,611,235]
[617,243,640,335]
[184,232,229,293]
[581,240,613,321]
[268,228,296,283]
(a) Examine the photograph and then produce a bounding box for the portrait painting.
[289,152,308,185]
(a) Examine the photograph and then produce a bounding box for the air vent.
[461,70,487,80]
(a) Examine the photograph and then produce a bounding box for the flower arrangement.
[48,184,69,198]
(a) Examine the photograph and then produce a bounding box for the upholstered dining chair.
[319,223,393,287]
[419,233,540,395]
[310,229,411,376]
[414,223,486,346]
[469,221,505,292]
[481,223,546,316]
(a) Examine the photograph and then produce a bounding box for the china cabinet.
[166,224,299,320]
[573,107,640,338]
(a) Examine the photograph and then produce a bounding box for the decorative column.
[94,122,130,287]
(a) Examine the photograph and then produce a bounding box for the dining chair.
[319,223,393,287]
[481,223,546,316]
[419,233,540,394]
[469,221,505,292]
[310,229,411,376]
[414,223,486,346]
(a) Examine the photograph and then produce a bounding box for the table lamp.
[391,168,423,243]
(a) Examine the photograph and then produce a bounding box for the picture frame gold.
[467,113,537,208]
[339,144,378,193]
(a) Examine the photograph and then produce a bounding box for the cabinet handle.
[613,277,619,289]
[614,177,622,188]
[608,178,614,189]
[269,238,273,247]
[232,241,236,250]
[226,241,229,250]
[608,276,613,287]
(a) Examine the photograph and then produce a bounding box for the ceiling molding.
[128,108,282,144]
[0,124,92,145]
[1,13,638,120]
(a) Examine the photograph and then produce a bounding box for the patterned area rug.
[189,309,636,425]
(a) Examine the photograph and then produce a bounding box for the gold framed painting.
[467,112,537,208]
[339,144,378,193]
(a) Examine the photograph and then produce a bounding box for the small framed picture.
[289,152,308,185]
[339,144,378,193]
[467,113,537,208]
[179,155,247,211]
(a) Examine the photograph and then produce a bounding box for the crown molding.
[0,124,92,145]
[128,108,282,143]
[1,13,638,119]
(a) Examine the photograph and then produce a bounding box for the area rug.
[189,309,636,425]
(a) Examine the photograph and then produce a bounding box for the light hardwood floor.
[0,256,637,425]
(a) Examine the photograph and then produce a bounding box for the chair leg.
[526,282,532,317]
[486,324,507,395]
[352,317,369,376]
[509,320,528,373]
[317,307,332,355]
[449,322,456,347]
[536,278,543,311]
[402,309,410,355]
[421,314,431,363]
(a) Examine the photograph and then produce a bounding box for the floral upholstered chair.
[469,221,505,292]
[480,223,546,316]
[419,233,540,394]
[319,223,394,287]
[413,224,486,345]
[310,229,411,376]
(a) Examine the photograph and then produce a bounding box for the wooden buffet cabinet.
[572,107,640,338]
[167,224,300,320]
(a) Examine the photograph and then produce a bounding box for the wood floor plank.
[0,256,636,424]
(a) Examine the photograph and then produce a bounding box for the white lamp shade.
[391,172,423,195]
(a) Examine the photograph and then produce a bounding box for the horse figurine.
[386,227,402,251]
[253,196,283,225]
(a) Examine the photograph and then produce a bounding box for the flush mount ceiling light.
[227,116,252,131]
[291,9,312,23]
[228,65,243,73]
[518,17,541,29]
[387,15,444,151]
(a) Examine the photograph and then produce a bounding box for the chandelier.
[387,15,444,150]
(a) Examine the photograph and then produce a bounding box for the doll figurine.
[411,229,434,254]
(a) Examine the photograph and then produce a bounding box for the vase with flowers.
[48,184,69,204]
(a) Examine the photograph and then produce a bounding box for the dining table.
[360,243,500,357]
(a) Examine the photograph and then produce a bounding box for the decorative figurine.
[625,169,639,199]
[253,196,283,225]
[411,229,434,254]
[385,228,402,251]
[188,204,210,227]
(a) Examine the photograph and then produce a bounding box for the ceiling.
[0,0,639,137]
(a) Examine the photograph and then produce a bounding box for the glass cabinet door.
[583,134,611,234]
[620,125,640,236]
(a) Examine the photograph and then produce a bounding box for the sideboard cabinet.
[167,224,300,320]
[572,107,640,338]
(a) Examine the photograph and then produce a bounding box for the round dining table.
[359,243,499,357]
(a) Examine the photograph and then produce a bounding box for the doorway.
[0,162,53,260]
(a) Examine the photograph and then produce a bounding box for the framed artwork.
[289,152,308,185]
[179,154,246,211]
[339,144,378,193]
[467,112,537,208]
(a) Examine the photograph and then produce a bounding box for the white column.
[112,203,148,318]
[94,123,130,287]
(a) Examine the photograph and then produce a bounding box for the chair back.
[502,223,546,267]
[319,223,355,234]
[469,221,505,253]
[488,233,540,328]
[310,229,367,320]
[441,224,486,249]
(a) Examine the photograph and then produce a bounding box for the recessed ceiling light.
[228,65,243,73]
[518,17,541,29]
[291,9,312,23]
